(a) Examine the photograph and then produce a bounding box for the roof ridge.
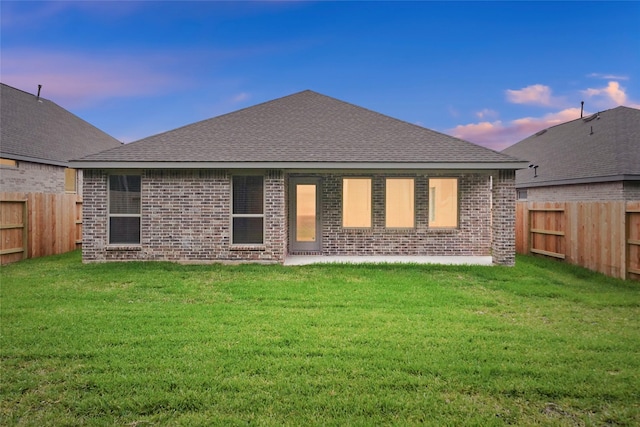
[0,82,40,99]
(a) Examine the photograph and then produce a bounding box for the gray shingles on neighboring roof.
[76,90,522,165]
[502,106,640,187]
[0,83,122,166]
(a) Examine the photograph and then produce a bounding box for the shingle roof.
[0,83,122,166]
[502,106,640,187]
[75,90,523,168]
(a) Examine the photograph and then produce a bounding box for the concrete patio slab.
[283,255,493,266]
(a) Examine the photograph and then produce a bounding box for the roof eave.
[515,174,640,188]
[1,153,70,168]
[70,160,530,170]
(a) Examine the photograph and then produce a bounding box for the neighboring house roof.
[0,83,122,167]
[502,105,640,188]
[73,90,526,170]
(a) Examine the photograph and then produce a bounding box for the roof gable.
[75,90,523,168]
[502,106,640,187]
[0,83,122,166]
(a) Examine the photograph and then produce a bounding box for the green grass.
[1,251,639,426]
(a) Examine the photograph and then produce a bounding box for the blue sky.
[2,1,639,150]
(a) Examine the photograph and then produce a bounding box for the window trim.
[428,177,459,229]
[342,177,373,229]
[107,174,142,245]
[385,177,416,229]
[230,174,265,245]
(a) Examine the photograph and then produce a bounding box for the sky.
[1,1,639,151]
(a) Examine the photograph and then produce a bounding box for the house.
[502,105,640,279]
[72,90,527,265]
[502,105,640,202]
[0,83,122,195]
[0,82,122,264]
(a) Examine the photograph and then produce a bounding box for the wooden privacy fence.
[516,201,640,280]
[0,192,82,265]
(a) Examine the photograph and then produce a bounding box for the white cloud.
[582,81,639,108]
[454,79,640,150]
[587,73,629,81]
[475,108,499,120]
[505,84,556,106]
[231,92,251,103]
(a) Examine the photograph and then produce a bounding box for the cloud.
[449,108,585,151]
[505,84,558,106]
[587,73,629,81]
[1,49,189,108]
[582,81,640,108]
[231,92,251,103]
[475,108,498,120]
[456,79,640,150]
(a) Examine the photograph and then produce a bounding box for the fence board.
[627,201,640,280]
[516,200,638,280]
[1,192,83,265]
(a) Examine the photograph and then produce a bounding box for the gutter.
[515,174,640,188]
[70,160,530,170]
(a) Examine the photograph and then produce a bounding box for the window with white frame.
[232,175,264,244]
[385,178,415,228]
[342,178,372,228]
[428,178,458,228]
[109,175,141,244]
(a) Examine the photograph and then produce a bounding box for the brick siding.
[82,169,286,263]
[523,181,640,202]
[290,172,493,257]
[0,161,82,194]
[491,170,516,266]
[82,169,516,266]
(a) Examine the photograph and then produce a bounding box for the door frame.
[289,177,322,252]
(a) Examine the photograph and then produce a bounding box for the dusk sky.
[2,1,639,151]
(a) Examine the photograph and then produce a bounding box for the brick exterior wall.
[82,169,517,265]
[82,169,108,261]
[523,181,640,202]
[491,170,516,266]
[289,172,493,257]
[0,161,82,194]
[525,181,621,202]
[82,169,286,263]
[624,181,640,200]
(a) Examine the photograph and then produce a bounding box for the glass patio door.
[289,178,321,252]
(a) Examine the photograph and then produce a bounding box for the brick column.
[265,170,286,262]
[492,170,516,266]
[82,169,108,262]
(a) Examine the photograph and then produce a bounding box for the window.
[296,184,317,242]
[517,189,528,200]
[109,175,141,244]
[65,168,77,193]
[343,178,371,228]
[386,178,414,228]
[232,176,264,244]
[429,178,458,228]
[0,158,17,167]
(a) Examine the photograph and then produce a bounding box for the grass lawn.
[1,251,639,426]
